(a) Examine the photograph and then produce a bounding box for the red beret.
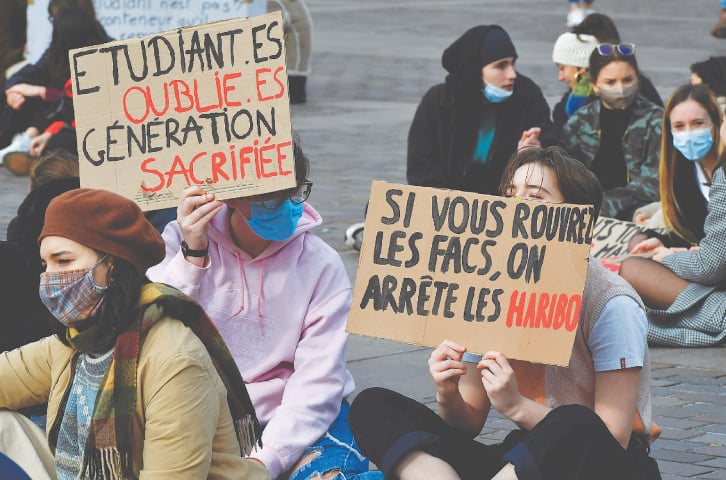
[39,189,165,273]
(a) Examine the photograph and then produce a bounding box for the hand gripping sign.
[347,182,594,366]
[70,11,295,210]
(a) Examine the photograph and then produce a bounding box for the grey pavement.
[2,0,726,478]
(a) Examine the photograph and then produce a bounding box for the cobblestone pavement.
[1,0,725,478]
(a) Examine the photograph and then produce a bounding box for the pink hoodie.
[147,203,355,479]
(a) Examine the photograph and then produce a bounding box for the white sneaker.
[344,222,365,251]
[0,132,32,162]
[567,9,585,27]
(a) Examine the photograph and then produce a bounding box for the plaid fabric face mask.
[39,256,109,327]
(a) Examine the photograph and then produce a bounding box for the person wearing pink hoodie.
[146,139,382,480]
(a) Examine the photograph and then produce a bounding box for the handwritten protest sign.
[590,217,665,259]
[71,12,295,210]
[347,182,594,366]
[26,0,266,63]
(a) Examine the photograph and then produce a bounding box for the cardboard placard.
[590,217,663,259]
[347,182,594,366]
[71,12,295,211]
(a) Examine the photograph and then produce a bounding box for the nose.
[507,65,517,81]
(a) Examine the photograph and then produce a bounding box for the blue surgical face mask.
[672,128,713,161]
[482,83,513,103]
[247,200,304,241]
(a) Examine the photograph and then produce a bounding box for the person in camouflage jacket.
[561,93,663,219]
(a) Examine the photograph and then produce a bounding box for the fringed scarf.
[54,282,261,479]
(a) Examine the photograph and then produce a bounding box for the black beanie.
[442,25,518,75]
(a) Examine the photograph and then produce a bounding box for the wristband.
[181,240,208,257]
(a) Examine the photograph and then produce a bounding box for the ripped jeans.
[288,403,383,480]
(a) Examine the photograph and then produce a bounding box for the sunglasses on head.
[596,43,635,57]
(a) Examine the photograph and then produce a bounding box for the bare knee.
[287,450,341,480]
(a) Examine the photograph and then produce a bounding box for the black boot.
[288,75,307,104]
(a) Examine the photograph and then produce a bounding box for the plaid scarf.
[55,282,261,479]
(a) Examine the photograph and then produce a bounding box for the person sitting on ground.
[0,0,109,159]
[3,150,80,354]
[561,42,663,220]
[689,56,726,112]
[0,188,269,480]
[348,146,661,480]
[628,84,721,251]
[620,94,726,348]
[571,13,663,107]
[407,25,556,196]
[550,31,599,135]
[147,137,382,480]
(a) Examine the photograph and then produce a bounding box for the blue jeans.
[288,403,383,480]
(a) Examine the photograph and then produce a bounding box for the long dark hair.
[52,257,146,348]
[46,5,108,84]
[572,13,621,43]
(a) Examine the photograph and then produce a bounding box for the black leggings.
[349,387,661,480]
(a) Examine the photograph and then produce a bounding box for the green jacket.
[561,95,663,219]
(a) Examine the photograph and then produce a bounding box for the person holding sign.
[0,188,268,480]
[561,42,662,221]
[620,97,726,347]
[147,139,382,480]
[349,147,660,480]
[406,25,556,197]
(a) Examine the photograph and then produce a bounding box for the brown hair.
[30,149,79,190]
[660,84,722,244]
[499,146,604,221]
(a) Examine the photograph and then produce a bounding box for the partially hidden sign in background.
[347,181,594,366]
[70,12,295,211]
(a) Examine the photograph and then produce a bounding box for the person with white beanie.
[551,32,599,135]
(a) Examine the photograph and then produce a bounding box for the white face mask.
[597,83,638,110]
[482,83,513,103]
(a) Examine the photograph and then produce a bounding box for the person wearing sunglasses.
[571,14,663,108]
[407,25,556,198]
[561,42,663,221]
[147,137,383,480]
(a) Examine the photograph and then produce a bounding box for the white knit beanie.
[552,33,599,68]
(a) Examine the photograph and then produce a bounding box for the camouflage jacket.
[561,95,663,220]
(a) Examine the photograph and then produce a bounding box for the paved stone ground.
[1,0,725,478]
